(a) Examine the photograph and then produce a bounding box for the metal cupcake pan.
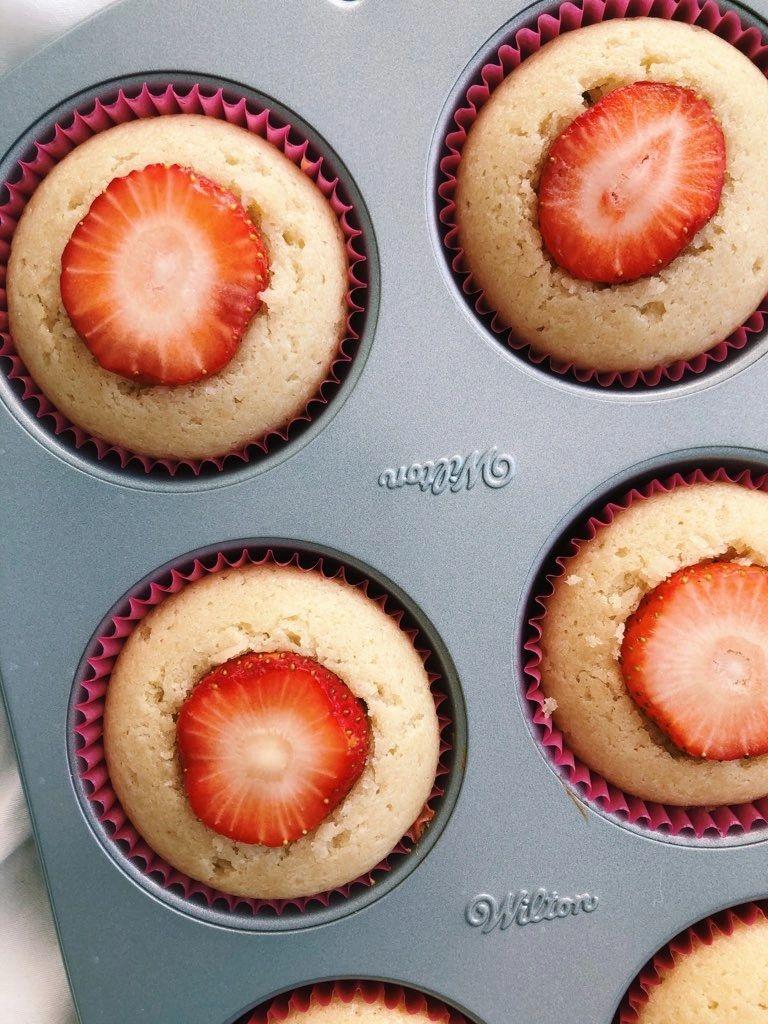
[2,0,768,1022]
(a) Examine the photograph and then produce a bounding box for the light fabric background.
[1,4,113,1021]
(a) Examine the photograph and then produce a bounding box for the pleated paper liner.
[524,465,768,838]
[242,981,471,1024]
[73,546,453,917]
[617,900,768,1022]
[0,82,368,476]
[436,0,768,389]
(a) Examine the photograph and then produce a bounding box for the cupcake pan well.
[239,981,475,1024]
[0,75,375,484]
[3,1,768,1023]
[432,0,768,391]
[70,542,461,930]
[523,463,768,844]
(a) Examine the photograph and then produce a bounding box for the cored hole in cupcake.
[537,82,725,284]
[59,163,270,387]
[176,651,371,847]
[619,561,768,761]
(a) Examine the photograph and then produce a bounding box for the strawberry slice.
[60,164,269,386]
[620,561,768,760]
[538,82,725,284]
[177,652,370,846]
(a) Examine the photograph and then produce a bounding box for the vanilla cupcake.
[456,18,768,375]
[246,983,466,1024]
[251,987,453,1024]
[539,480,768,807]
[631,908,768,1023]
[7,114,348,461]
[103,563,440,899]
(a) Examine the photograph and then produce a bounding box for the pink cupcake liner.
[617,900,768,1021]
[0,82,368,475]
[437,0,768,388]
[243,980,470,1024]
[523,465,768,839]
[73,547,453,917]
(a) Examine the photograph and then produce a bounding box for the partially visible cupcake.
[246,982,467,1024]
[455,18,768,376]
[624,905,768,1023]
[7,113,348,461]
[538,479,768,807]
[103,563,441,899]
[260,992,421,1024]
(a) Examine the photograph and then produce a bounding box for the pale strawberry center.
[200,688,347,798]
[644,596,768,703]
[711,638,767,693]
[117,220,213,336]
[242,733,293,781]
[593,127,677,228]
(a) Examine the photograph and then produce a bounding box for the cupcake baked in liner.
[242,982,470,1024]
[0,83,368,475]
[73,547,452,916]
[524,465,768,839]
[618,901,768,1022]
[437,0,768,389]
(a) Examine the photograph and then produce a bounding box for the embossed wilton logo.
[378,447,515,495]
[466,890,599,933]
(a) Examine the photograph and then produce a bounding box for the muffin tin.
[2,0,768,1021]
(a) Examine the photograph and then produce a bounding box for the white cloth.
[0,714,76,1022]
[1,7,113,1021]
[0,0,108,76]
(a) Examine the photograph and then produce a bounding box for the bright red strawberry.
[620,561,768,760]
[177,652,369,846]
[60,164,269,385]
[538,82,725,284]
